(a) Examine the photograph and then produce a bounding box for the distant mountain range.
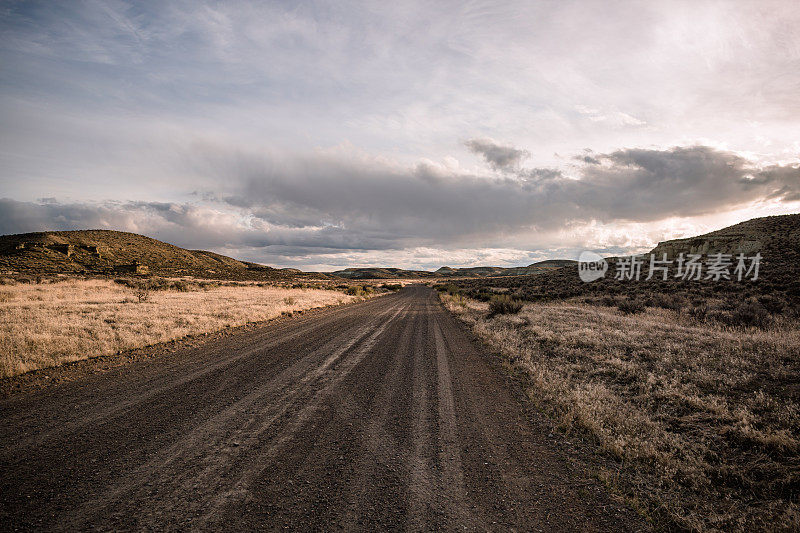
[12,212,795,282]
[328,260,576,279]
[4,214,797,281]
[0,229,576,280]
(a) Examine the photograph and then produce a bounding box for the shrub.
[617,298,646,315]
[434,283,462,296]
[653,293,684,312]
[488,294,523,317]
[599,295,618,307]
[198,281,220,291]
[342,284,376,297]
[132,283,150,303]
[471,289,493,302]
[451,293,468,308]
[758,294,786,315]
[730,300,771,328]
[344,286,365,297]
[700,299,772,329]
[688,304,708,321]
[174,280,191,292]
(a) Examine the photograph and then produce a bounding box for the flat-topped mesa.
[647,213,800,260]
[650,235,762,260]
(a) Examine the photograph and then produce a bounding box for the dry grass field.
[0,278,360,378]
[440,292,800,531]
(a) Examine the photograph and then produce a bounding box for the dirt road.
[1,286,647,531]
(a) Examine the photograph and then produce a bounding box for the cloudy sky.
[1,0,799,270]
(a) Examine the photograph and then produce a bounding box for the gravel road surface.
[1,285,648,531]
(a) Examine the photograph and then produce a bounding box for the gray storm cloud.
[208,144,800,240]
[464,138,530,170]
[2,144,798,262]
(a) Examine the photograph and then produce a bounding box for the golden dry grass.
[441,293,800,531]
[0,279,359,378]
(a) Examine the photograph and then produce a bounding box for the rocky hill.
[0,230,315,280]
[648,215,800,259]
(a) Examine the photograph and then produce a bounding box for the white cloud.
[574,105,646,127]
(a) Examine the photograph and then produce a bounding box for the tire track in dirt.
[193,303,409,530]
[405,295,437,531]
[68,302,409,530]
[337,301,418,528]
[432,309,472,530]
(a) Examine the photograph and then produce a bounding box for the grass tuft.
[488,294,524,317]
